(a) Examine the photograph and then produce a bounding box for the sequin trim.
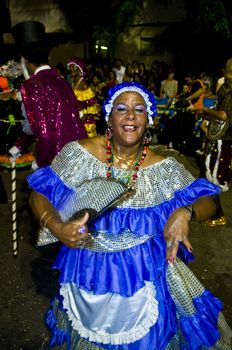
[83,229,155,252]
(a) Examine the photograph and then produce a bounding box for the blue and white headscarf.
[103,82,157,126]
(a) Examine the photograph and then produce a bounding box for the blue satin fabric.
[89,177,219,236]
[27,166,75,210]
[156,97,216,108]
[177,242,195,264]
[180,290,222,349]
[54,237,166,296]
[45,309,71,348]
[27,167,220,239]
[27,168,220,219]
[27,166,220,295]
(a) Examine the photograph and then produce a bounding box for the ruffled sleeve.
[27,166,74,210]
[26,142,104,210]
[173,177,220,206]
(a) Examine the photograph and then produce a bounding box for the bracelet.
[40,210,57,227]
[184,205,194,221]
[43,215,59,229]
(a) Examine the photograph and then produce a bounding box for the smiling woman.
[107,93,149,150]
[27,82,232,349]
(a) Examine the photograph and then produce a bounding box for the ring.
[79,226,86,234]
[166,241,172,248]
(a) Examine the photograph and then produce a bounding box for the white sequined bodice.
[52,141,195,210]
[50,142,195,251]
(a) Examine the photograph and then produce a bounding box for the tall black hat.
[11,21,51,64]
[11,20,46,45]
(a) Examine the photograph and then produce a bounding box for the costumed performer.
[67,57,100,138]
[8,21,87,168]
[28,81,232,349]
[201,57,232,227]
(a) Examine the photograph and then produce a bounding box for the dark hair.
[92,71,103,81]
[109,70,117,79]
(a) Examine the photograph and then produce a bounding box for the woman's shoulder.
[78,135,104,147]
[144,146,193,170]
[143,147,166,168]
[78,136,106,162]
[51,137,106,181]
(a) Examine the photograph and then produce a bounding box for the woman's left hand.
[164,208,193,262]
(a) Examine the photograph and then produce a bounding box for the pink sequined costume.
[15,68,87,167]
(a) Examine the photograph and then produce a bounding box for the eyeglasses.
[113,103,147,116]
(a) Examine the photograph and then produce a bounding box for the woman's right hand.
[53,212,90,248]
[164,208,193,261]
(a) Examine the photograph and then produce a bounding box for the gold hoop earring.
[142,128,152,145]
[105,125,113,140]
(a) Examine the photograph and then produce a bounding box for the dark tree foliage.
[160,0,232,75]
[54,0,143,41]
[54,0,143,60]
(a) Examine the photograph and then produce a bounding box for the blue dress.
[27,141,232,350]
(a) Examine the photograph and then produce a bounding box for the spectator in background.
[146,71,158,97]
[138,62,148,86]
[185,73,207,154]
[90,72,107,134]
[90,72,105,105]
[123,63,134,82]
[185,73,205,110]
[199,70,214,97]
[112,58,126,84]
[132,60,140,76]
[9,21,87,168]
[105,70,119,88]
[159,69,178,105]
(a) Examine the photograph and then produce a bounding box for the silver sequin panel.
[81,230,155,252]
[52,141,195,211]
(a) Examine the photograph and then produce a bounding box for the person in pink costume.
[9,21,87,167]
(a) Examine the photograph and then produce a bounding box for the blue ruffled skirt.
[27,167,232,349]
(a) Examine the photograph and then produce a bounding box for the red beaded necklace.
[106,138,147,186]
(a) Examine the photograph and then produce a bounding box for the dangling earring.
[142,128,152,145]
[105,125,113,140]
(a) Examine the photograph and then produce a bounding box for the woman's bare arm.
[29,191,90,248]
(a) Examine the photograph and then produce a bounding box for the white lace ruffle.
[60,281,159,345]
